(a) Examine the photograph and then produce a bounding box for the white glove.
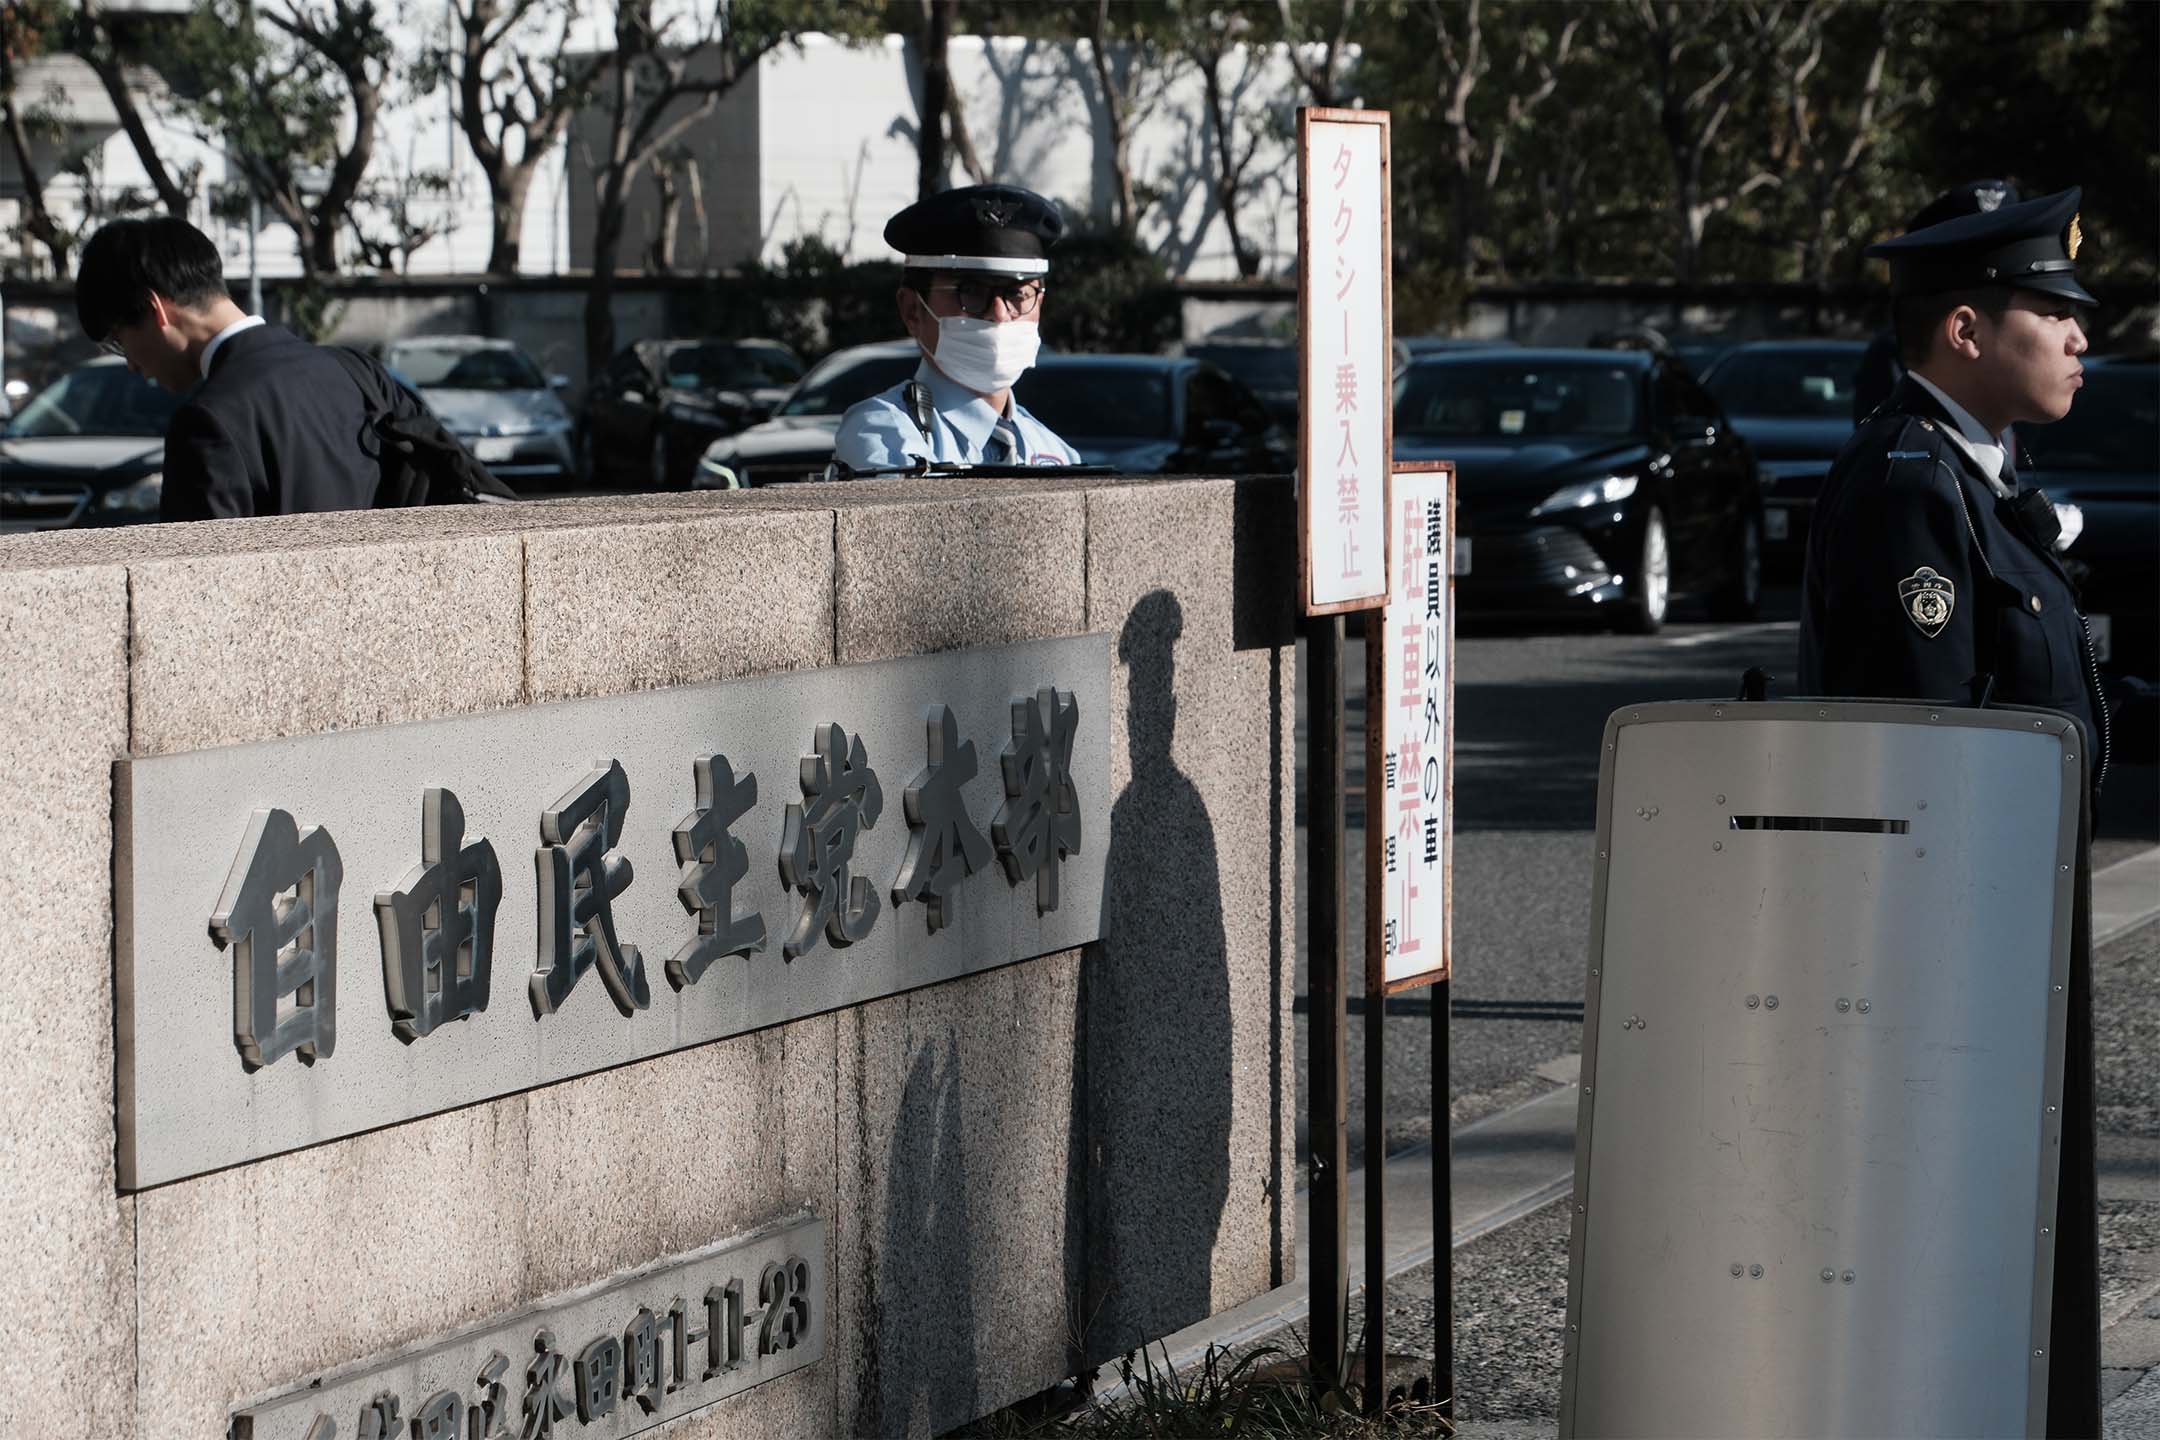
[2051,501,2083,552]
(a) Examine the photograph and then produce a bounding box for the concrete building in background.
[2,15,1305,285]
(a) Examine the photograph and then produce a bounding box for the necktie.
[987,418,1022,464]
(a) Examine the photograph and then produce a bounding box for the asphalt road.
[1296,583,2160,1168]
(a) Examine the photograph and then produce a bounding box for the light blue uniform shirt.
[830,358,1081,475]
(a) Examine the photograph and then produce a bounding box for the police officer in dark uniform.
[1801,184,2106,1438]
[1850,180,2020,423]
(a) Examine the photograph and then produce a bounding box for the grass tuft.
[948,1337,1458,1439]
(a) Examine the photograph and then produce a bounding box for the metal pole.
[1433,974,1454,1420]
[1308,612,1350,1393]
[1362,942,1387,1414]
[248,188,262,317]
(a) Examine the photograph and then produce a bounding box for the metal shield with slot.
[1560,700,2082,1439]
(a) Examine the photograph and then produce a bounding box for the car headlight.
[99,471,163,515]
[1530,474,1637,517]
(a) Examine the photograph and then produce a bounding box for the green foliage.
[949,1340,1458,1439]
[275,276,347,342]
[1355,0,2157,289]
[687,236,903,357]
[687,229,1181,359]
[176,0,351,180]
[1037,228,1183,354]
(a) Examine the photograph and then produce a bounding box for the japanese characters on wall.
[230,1216,825,1440]
[1369,465,1454,991]
[116,636,1111,1189]
[1297,106,1392,616]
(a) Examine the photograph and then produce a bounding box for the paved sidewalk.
[1102,848,2160,1431]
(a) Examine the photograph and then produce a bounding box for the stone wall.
[0,473,1298,1439]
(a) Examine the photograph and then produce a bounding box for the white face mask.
[929,315,1041,395]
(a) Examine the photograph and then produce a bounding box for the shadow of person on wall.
[861,1032,977,1439]
[1072,588,1234,1365]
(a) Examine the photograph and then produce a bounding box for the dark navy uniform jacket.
[1800,375,2110,791]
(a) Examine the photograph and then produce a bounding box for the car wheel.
[1618,505,1671,635]
[1710,509,1763,621]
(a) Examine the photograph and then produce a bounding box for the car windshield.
[1014,366,1176,440]
[1189,345,1295,392]
[779,353,921,416]
[387,345,545,390]
[1394,361,1641,439]
[665,344,801,390]
[2,364,181,439]
[2027,366,2160,471]
[1704,348,1862,418]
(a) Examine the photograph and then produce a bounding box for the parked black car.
[1015,354,1287,474]
[1394,348,1762,632]
[2027,354,2159,687]
[1184,341,1300,427]
[583,338,803,488]
[697,346,1287,485]
[694,342,922,487]
[1701,340,1867,567]
[0,356,181,529]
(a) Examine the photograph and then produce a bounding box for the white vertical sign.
[1369,464,1452,991]
[1298,109,1391,616]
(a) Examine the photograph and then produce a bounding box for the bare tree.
[1767,3,1897,285]
[1180,8,1273,276]
[0,1,74,274]
[182,0,396,276]
[1624,0,1803,281]
[1423,0,1580,277]
[346,150,455,273]
[69,0,194,218]
[1068,0,1176,238]
[915,0,952,198]
[580,0,849,375]
[1276,0,1358,107]
[448,0,605,273]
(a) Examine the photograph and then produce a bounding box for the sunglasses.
[924,278,1046,319]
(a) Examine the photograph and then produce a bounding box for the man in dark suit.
[76,217,387,521]
[1802,185,2105,1439]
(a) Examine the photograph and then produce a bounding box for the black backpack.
[329,347,522,507]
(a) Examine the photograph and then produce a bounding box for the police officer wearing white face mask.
[830,184,1081,476]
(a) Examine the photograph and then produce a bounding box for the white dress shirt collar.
[1910,371,2016,496]
[199,314,267,380]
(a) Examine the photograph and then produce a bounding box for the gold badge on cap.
[1898,566,1956,638]
[2068,213,2082,259]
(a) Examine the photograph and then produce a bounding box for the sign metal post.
[1296,104,1391,1399]
[1366,463,1457,1419]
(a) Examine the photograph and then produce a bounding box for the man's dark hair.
[74,217,229,341]
[1893,287,2011,368]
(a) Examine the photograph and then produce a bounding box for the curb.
[2094,844,2160,947]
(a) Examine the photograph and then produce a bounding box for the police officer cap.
[885,184,1064,279]
[1905,178,2018,232]
[1867,185,2094,304]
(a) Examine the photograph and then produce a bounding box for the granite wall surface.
[0,473,1297,1439]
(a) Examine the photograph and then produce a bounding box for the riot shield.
[1560,700,2084,1439]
